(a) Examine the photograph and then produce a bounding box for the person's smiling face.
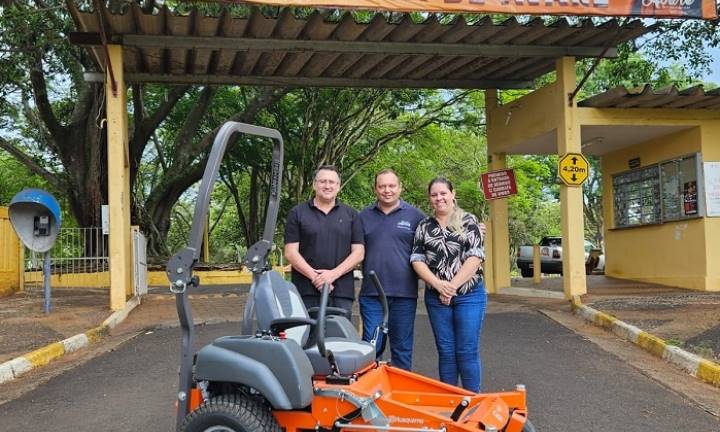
[375,172,402,208]
[429,182,455,216]
[313,169,340,202]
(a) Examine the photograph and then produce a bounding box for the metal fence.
[24,227,110,290]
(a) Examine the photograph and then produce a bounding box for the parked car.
[516,236,604,277]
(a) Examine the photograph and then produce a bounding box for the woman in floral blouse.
[410,177,486,392]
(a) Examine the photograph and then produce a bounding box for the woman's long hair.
[428,177,466,235]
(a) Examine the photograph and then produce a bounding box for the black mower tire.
[520,267,533,278]
[522,419,538,432]
[179,394,281,432]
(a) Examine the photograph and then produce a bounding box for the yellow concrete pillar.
[556,57,587,299]
[106,45,132,310]
[485,89,511,293]
[483,219,495,293]
[17,242,24,292]
[532,244,541,284]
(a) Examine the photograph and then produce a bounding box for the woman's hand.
[433,280,457,298]
[440,294,452,306]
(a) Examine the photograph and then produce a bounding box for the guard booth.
[0,207,23,297]
[67,0,717,308]
[487,84,720,294]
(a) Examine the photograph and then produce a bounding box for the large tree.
[0,1,286,256]
[210,87,472,248]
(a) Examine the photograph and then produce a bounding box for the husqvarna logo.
[388,416,424,425]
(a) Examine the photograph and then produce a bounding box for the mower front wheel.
[179,394,281,432]
[523,419,538,432]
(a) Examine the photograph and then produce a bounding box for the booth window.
[613,154,702,228]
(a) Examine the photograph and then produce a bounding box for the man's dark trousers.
[359,295,417,371]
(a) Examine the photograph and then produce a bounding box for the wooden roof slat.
[470,57,518,79]
[322,14,396,78]
[430,56,493,80]
[68,5,655,90]
[531,19,581,46]
[358,14,425,78]
[128,3,149,73]
[236,7,276,76]
[578,85,720,110]
[116,72,531,89]
[299,13,364,77]
[508,18,551,45]
[389,14,425,42]
[254,9,305,76]
[493,57,541,80]
[515,59,555,80]
[462,16,505,44]
[364,54,410,79]
[438,16,478,43]
[214,12,246,75]
[386,54,434,79]
[407,55,459,80]
[679,98,719,109]
[630,87,681,108]
[412,15,451,43]
[274,12,335,77]
[166,13,192,75]
[485,17,529,45]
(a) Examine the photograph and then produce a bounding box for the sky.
[707,47,720,85]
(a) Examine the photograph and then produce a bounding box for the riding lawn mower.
[166,122,535,432]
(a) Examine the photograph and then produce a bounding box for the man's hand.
[312,269,338,289]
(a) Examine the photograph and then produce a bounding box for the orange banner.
[242,0,718,19]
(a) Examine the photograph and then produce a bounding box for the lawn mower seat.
[252,270,375,376]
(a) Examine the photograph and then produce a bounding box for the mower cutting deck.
[167,122,534,432]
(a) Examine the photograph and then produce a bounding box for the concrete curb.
[571,296,720,389]
[0,296,141,385]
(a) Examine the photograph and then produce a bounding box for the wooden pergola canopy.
[68,2,654,89]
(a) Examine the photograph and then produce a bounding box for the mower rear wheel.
[522,419,538,432]
[179,394,281,432]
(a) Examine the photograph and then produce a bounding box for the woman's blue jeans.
[424,281,487,392]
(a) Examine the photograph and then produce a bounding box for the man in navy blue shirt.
[359,169,425,370]
[284,165,365,318]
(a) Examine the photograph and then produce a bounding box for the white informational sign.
[101,204,110,234]
[704,162,720,217]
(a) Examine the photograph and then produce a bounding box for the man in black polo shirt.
[284,165,365,317]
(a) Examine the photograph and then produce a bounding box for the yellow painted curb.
[85,325,109,343]
[594,311,617,329]
[25,342,65,367]
[637,332,667,358]
[697,360,720,387]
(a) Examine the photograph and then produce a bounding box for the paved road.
[0,307,717,432]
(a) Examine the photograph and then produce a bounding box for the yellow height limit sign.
[558,153,589,186]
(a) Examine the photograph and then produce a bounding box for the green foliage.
[642,18,720,79]
[0,153,44,205]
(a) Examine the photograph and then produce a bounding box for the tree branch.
[29,53,66,143]
[0,136,62,189]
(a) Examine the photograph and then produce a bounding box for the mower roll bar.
[368,271,389,357]
[315,271,389,368]
[166,122,284,431]
[315,282,331,360]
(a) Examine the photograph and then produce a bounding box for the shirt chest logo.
[396,220,412,231]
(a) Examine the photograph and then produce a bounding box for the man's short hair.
[314,165,341,182]
[374,168,400,186]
